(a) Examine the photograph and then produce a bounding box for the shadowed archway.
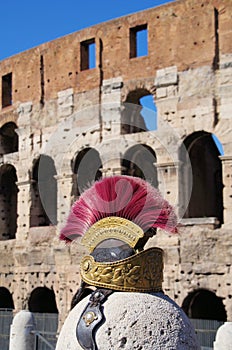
[122,144,158,188]
[182,289,227,321]
[179,131,223,224]
[0,287,14,309]
[28,287,58,313]
[72,147,102,198]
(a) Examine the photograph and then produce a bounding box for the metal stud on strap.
[76,289,113,350]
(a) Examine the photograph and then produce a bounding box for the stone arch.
[0,164,18,240]
[122,144,158,188]
[179,131,223,224]
[140,95,157,131]
[182,289,227,321]
[121,88,156,134]
[30,155,57,227]
[28,287,58,313]
[0,287,14,309]
[0,122,18,155]
[71,147,102,198]
[125,88,151,105]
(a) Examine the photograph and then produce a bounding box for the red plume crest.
[60,175,178,243]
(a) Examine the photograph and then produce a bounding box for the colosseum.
[0,0,232,347]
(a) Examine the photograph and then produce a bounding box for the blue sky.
[0,0,174,61]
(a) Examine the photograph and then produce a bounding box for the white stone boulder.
[214,322,232,350]
[56,292,200,350]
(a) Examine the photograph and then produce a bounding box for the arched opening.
[179,131,223,223]
[182,289,227,321]
[0,122,18,155]
[140,95,157,131]
[0,287,14,309]
[0,164,18,240]
[30,155,57,227]
[212,134,224,155]
[122,144,158,188]
[72,147,102,198]
[121,89,157,134]
[28,287,58,313]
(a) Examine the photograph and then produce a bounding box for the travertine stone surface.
[214,322,232,350]
[56,292,200,350]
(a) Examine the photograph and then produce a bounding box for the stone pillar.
[58,88,74,119]
[156,161,179,212]
[17,102,33,153]
[9,310,35,350]
[16,102,34,241]
[101,158,122,177]
[214,322,232,350]
[220,156,232,227]
[16,180,31,240]
[101,77,123,138]
[154,66,179,128]
[56,173,73,231]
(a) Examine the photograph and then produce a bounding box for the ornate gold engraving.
[80,247,163,292]
[81,216,144,252]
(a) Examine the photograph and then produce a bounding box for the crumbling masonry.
[0,0,232,327]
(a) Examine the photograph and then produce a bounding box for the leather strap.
[76,288,113,350]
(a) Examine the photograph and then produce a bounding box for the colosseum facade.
[0,0,231,330]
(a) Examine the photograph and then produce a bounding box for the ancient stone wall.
[0,0,231,327]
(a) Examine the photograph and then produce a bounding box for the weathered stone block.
[17,102,33,126]
[155,66,178,87]
[57,88,74,118]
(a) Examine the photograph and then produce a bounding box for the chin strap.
[76,288,113,350]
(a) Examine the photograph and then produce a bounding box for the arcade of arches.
[0,129,223,239]
[0,117,228,324]
[0,286,59,314]
[0,285,227,324]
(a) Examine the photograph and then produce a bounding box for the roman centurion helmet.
[58,175,183,350]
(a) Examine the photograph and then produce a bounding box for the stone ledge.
[102,77,123,94]
[28,225,57,245]
[180,217,220,229]
[155,66,178,87]
[220,61,232,69]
